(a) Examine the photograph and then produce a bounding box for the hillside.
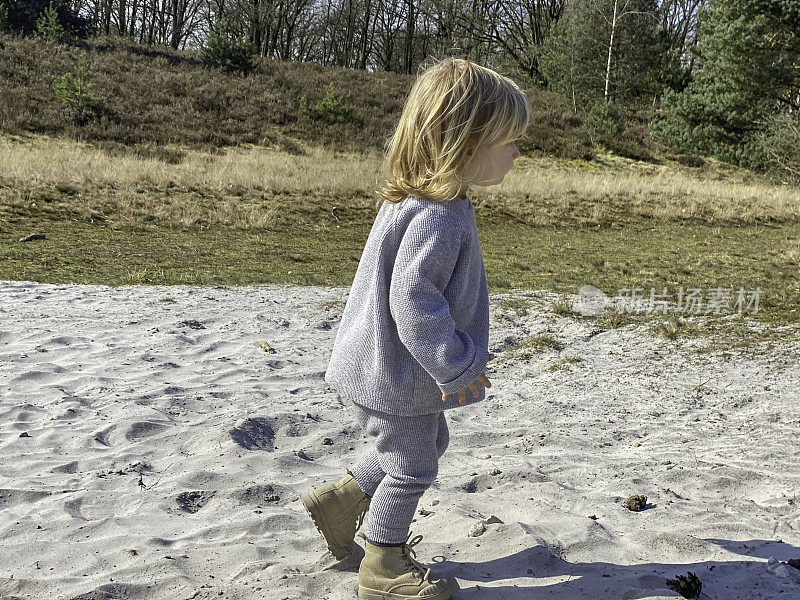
[0,34,667,163]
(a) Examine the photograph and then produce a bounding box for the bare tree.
[658,0,706,72]
[357,0,374,68]
[492,0,565,82]
[372,0,405,71]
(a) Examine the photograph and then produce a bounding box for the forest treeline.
[0,0,798,183]
[0,0,704,89]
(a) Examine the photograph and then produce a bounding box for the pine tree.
[201,18,255,74]
[649,0,800,168]
[35,1,67,41]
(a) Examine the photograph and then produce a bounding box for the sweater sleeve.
[388,207,489,396]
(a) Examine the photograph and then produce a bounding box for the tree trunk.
[103,0,112,34]
[358,0,372,70]
[116,0,126,36]
[605,0,618,101]
[403,0,415,74]
[128,0,139,37]
[251,0,264,55]
[268,8,284,58]
[343,0,355,68]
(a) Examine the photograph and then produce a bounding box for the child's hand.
[442,353,495,405]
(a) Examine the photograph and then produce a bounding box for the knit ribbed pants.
[347,403,449,545]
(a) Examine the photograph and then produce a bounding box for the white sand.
[1,279,798,600]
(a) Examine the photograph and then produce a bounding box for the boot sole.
[300,490,350,560]
[357,580,459,600]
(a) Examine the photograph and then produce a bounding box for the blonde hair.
[376,57,530,209]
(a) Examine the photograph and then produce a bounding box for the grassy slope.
[0,34,658,161]
[1,36,798,350]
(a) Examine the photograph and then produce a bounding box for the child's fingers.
[443,374,492,403]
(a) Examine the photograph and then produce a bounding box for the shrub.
[586,100,626,138]
[35,1,67,41]
[0,3,8,31]
[672,153,706,168]
[747,113,800,185]
[53,62,98,124]
[599,129,655,162]
[300,82,353,124]
[201,19,255,74]
[53,63,95,107]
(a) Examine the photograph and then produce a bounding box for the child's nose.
[511,144,520,159]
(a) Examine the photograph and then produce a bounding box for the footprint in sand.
[231,484,286,507]
[93,426,114,446]
[176,490,215,514]
[64,497,88,521]
[52,460,79,474]
[230,417,275,451]
[124,421,169,441]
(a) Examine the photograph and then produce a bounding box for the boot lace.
[347,472,370,533]
[402,531,432,583]
[355,505,367,531]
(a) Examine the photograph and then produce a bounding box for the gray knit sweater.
[324,194,490,416]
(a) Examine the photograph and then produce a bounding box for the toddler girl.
[301,56,530,600]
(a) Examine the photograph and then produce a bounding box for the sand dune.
[1,279,798,600]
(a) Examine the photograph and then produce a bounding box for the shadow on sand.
[307,533,798,599]
[421,536,799,599]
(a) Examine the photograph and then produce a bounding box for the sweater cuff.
[436,346,490,396]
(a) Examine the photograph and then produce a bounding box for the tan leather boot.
[301,472,371,560]
[357,532,460,599]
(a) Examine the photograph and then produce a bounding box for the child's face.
[469,141,521,187]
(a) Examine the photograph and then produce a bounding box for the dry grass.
[547,356,584,372]
[486,155,800,225]
[0,134,384,195]
[2,138,797,344]
[0,134,385,229]
[2,134,798,229]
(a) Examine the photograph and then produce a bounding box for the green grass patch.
[547,356,584,372]
[479,219,799,329]
[551,296,578,316]
[648,315,702,340]
[1,206,798,350]
[503,333,561,361]
[0,218,365,287]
